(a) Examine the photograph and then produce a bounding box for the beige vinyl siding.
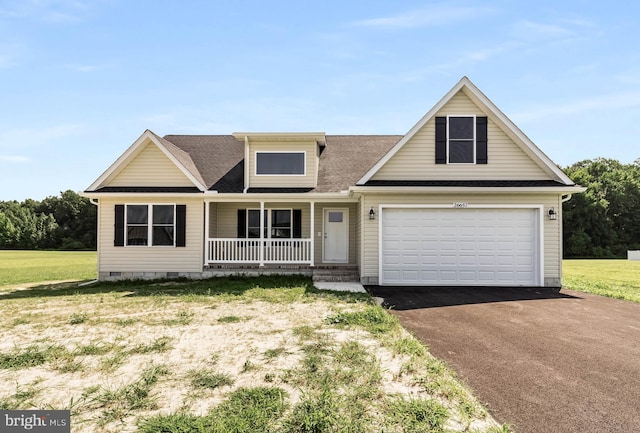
[98,197,203,273]
[107,143,195,187]
[361,193,562,286]
[371,91,550,181]
[248,141,317,188]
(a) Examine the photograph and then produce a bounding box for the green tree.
[563,158,640,257]
[0,191,96,250]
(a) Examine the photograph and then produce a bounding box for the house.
[83,77,584,287]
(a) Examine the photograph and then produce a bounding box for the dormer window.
[256,152,305,175]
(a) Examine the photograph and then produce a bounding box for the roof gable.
[357,77,574,185]
[86,130,207,192]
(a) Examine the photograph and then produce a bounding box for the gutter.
[349,185,587,194]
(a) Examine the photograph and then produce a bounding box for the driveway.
[366,286,640,433]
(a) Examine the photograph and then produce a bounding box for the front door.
[323,208,348,263]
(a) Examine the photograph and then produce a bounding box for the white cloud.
[510,18,597,44]
[0,124,84,149]
[512,91,640,123]
[0,0,93,23]
[0,155,30,163]
[351,4,495,29]
[64,64,100,72]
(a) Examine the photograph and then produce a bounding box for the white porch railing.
[207,238,312,264]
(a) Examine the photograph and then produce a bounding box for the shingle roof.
[316,136,402,192]
[162,135,401,193]
[162,135,244,192]
[158,135,571,193]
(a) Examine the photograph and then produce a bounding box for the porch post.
[310,201,315,266]
[203,201,210,267]
[259,201,265,267]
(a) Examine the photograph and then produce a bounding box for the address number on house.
[452,202,469,208]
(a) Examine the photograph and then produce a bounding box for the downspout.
[243,135,250,193]
[561,194,572,203]
[88,197,100,283]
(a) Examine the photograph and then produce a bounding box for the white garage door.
[381,208,539,286]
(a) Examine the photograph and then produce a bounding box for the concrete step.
[312,268,360,282]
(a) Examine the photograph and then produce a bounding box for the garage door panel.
[381,208,538,286]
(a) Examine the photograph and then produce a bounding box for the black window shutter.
[237,209,246,238]
[176,205,186,247]
[114,205,125,247]
[435,117,447,164]
[476,116,488,164]
[293,209,302,238]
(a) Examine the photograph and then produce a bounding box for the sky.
[1,0,639,201]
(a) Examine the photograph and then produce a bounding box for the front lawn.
[563,259,640,303]
[0,250,97,288]
[0,276,509,433]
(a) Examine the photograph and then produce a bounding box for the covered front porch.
[204,199,359,268]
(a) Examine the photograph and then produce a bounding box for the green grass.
[0,250,96,287]
[188,369,234,390]
[138,387,288,433]
[563,259,640,303]
[0,274,508,432]
[91,364,169,425]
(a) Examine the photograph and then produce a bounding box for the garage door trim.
[378,204,544,286]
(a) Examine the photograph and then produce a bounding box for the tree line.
[0,190,96,250]
[0,158,638,256]
[563,158,640,258]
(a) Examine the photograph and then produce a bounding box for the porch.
[206,238,312,264]
[204,200,358,268]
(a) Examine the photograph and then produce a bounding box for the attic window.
[448,116,475,164]
[256,152,305,175]
[435,116,487,165]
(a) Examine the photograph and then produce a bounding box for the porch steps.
[312,266,360,283]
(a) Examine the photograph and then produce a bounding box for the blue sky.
[1,0,639,200]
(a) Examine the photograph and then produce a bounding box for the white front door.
[323,208,348,263]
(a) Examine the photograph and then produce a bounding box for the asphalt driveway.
[366,286,640,433]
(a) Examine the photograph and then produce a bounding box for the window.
[247,210,268,238]
[239,209,300,239]
[256,152,305,175]
[271,210,291,238]
[126,204,175,246]
[246,209,292,238]
[435,116,487,165]
[448,116,475,164]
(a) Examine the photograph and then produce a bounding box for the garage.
[380,207,541,286]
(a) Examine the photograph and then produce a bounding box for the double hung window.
[447,116,475,164]
[126,204,175,246]
[245,209,293,239]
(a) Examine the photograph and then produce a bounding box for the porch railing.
[207,238,312,264]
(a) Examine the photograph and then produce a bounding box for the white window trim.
[254,151,306,176]
[447,114,476,165]
[246,208,294,239]
[125,203,176,247]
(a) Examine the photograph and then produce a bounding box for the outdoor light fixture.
[369,207,376,220]
[548,207,557,220]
